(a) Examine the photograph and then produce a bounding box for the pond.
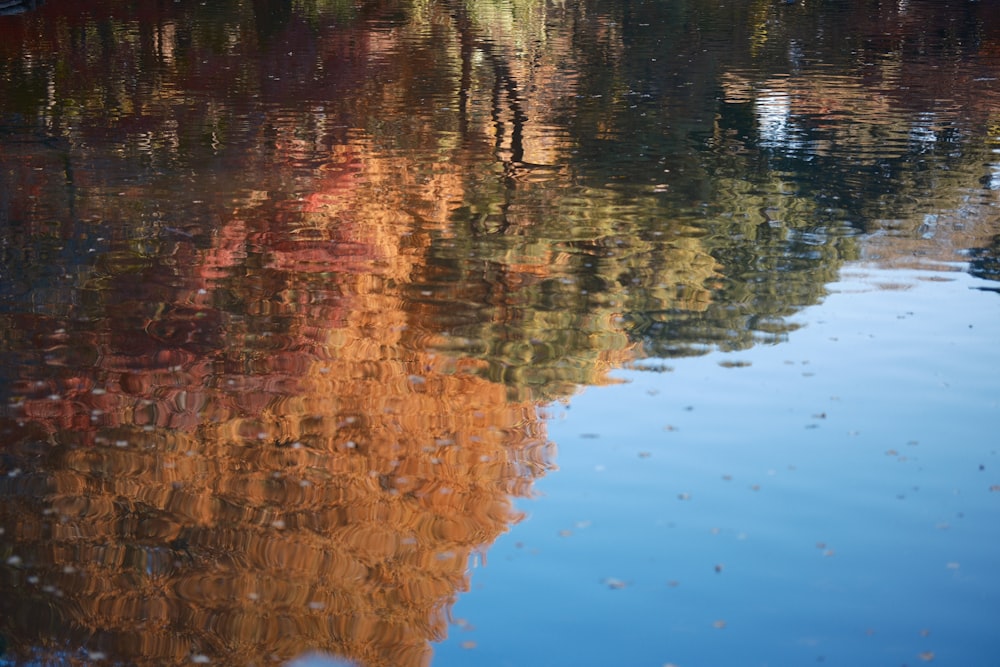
[0,0,998,665]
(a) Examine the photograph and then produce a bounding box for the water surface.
[1,0,998,665]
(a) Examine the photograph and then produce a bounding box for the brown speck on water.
[639,451,652,458]
[919,629,931,637]
[460,641,477,650]
[712,619,727,629]
[714,564,724,573]
[918,651,935,661]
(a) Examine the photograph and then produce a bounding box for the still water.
[1,0,998,665]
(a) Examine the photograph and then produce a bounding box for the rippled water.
[1,0,998,665]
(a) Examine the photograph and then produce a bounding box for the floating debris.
[603,577,628,590]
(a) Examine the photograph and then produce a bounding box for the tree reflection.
[0,137,557,667]
[3,0,1000,663]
